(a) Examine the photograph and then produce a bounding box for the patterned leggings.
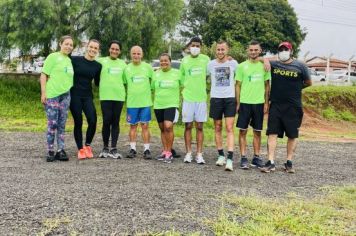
[45,92,71,151]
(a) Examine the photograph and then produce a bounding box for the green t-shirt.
[151,68,181,109]
[235,60,271,104]
[180,54,210,102]
[123,62,153,108]
[97,57,127,101]
[42,52,74,98]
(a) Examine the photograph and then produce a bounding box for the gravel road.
[0,132,355,235]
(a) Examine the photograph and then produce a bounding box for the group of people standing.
[40,35,311,173]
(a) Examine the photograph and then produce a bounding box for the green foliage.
[0,0,184,60]
[180,0,218,38]
[182,0,305,56]
[304,86,356,122]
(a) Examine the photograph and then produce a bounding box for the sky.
[288,0,356,61]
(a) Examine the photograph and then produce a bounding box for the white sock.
[130,142,136,150]
[186,152,192,157]
[270,160,275,164]
[144,143,150,151]
[196,153,203,158]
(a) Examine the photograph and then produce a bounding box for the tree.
[179,0,218,38]
[86,0,184,60]
[181,0,306,56]
[0,0,184,60]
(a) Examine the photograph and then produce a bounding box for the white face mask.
[190,47,200,56]
[278,51,291,62]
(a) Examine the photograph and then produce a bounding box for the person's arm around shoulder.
[235,63,243,112]
[94,63,102,87]
[302,63,312,89]
[264,71,271,114]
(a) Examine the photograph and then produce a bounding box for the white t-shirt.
[207,59,238,98]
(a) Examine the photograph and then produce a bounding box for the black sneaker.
[260,160,276,173]
[251,156,263,168]
[126,149,137,158]
[156,152,165,161]
[240,157,249,169]
[108,148,122,159]
[99,147,110,158]
[47,151,55,162]
[143,149,152,160]
[171,149,181,158]
[56,149,69,161]
[284,162,295,173]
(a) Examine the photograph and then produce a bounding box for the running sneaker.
[109,148,122,159]
[196,156,206,164]
[240,157,249,169]
[143,149,152,160]
[99,147,109,158]
[55,149,69,161]
[156,151,165,161]
[47,151,55,162]
[251,155,263,168]
[283,162,295,173]
[126,149,137,158]
[164,152,173,163]
[171,149,181,158]
[184,153,192,163]
[216,156,226,166]
[225,159,233,171]
[78,148,86,160]
[260,160,276,173]
[84,145,93,159]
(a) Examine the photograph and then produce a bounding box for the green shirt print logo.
[159,80,175,88]
[249,73,263,82]
[65,66,74,75]
[189,67,203,76]
[108,67,121,75]
[132,76,145,83]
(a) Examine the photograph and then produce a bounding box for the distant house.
[306,56,356,72]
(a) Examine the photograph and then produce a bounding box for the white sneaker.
[196,156,205,164]
[216,156,226,166]
[184,153,192,163]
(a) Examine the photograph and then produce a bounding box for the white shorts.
[182,100,207,123]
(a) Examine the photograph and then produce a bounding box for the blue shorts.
[127,107,151,125]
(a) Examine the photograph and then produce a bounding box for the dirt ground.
[0,130,355,235]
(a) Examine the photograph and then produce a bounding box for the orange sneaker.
[78,148,86,160]
[84,145,94,159]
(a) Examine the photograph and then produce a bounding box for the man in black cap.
[260,41,312,173]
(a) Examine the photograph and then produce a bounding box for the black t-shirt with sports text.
[70,56,102,98]
[270,60,310,107]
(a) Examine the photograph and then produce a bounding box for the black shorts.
[236,103,264,131]
[266,103,303,138]
[154,108,177,123]
[209,97,237,120]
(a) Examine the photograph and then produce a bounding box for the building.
[306,56,356,72]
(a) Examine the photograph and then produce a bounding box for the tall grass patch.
[205,186,356,235]
[304,86,356,122]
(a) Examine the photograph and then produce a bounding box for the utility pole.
[348,55,355,83]
[326,53,333,85]
[303,51,310,63]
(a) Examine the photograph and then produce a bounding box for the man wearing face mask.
[180,37,210,164]
[260,42,312,173]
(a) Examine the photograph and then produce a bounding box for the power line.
[298,16,356,27]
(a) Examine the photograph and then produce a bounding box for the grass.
[0,76,266,145]
[303,86,356,122]
[34,186,356,235]
[203,186,356,236]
